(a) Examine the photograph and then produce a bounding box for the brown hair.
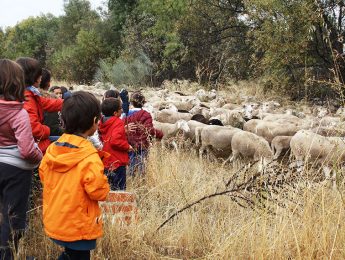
[130,91,145,108]
[0,59,25,101]
[16,57,42,87]
[61,91,101,134]
[103,89,120,99]
[40,68,51,90]
[101,97,122,117]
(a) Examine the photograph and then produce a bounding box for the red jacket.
[124,109,163,150]
[98,116,130,170]
[24,89,63,153]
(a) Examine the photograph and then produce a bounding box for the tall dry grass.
[20,145,345,259]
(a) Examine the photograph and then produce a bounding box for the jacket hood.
[99,116,119,136]
[0,99,23,126]
[44,134,98,173]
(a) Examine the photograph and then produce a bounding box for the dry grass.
[19,145,345,259]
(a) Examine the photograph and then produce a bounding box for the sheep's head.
[166,103,178,112]
[143,103,155,116]
[177,120,190,133]
[190,105,201,115]
[242,103,254,119]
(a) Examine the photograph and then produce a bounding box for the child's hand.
[126,123,137,133]
[128,145,134,152]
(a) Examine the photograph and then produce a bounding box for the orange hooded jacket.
[39,134,110,242]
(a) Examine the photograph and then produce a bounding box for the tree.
[55,0,100,46]
[246,0,322,98]
[50,29,106,83]
[1,15,59,65]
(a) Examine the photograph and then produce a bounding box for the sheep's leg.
[161,138,166,149]
[222,154,232,166]
[322,166,337,189]
[230,151,239,163]
[199,145,206,160]
[273,147,282,160]
[171,140,178,153]
[271,143,275,157]
[296,160,304,173]
[257,157,265,173]
[207,147,217,161]
[323,166,331,179]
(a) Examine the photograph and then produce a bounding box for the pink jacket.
[0,99,42,168]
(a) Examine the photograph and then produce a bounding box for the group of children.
[0,57,163,260]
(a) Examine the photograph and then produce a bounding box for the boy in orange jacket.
[98,97,132,190]
[39,91,110,260]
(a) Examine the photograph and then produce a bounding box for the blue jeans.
[105,166,126,190]
[128,149,148,176]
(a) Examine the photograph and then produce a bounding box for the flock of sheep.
[135,88,345,186]
[74,82,345,186]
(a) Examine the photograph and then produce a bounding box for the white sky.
[0,0,106,29]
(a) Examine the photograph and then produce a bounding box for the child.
[99,98,132,190]
[16,57,63,154]
[50,86,63,99]
[40,73,64,139]
[102,89,120,101]
[39,91,110,260]
[0,59,43,260]
[123,91,163,176]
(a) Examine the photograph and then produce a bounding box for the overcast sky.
[0,0,105,28]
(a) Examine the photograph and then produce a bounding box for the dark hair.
[130,91,145,108]
[0,59,25,101]
[191,114,208,124]
[49,86,61,92]
[16,57,42,87]
[60,86,68,94]
[101,97,122,117]
[104,89,120,99]
[40,68,51,90]
[61,91,101,134]
[208,118,223,126]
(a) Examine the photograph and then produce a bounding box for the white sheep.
[195,125,241,161]
[253,121,299,144]
[209,108,245,127]
[184,120,207,143]
[230,130,273,162]
[153,120,190,150]
[290,130,345,187]
[271,136,292,159]
[155,110,193,124]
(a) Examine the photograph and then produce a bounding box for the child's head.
[101,97,122,117]
[16,57,42,87]
[0,59,25,102]
[130,91,145,108]
[40,68,51,90]
[61,91,101,136]
[103,89,120,101]
[50,86,62,99]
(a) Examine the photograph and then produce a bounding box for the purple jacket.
[0,99,42,169]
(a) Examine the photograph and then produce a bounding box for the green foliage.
[123,0,189,82]
[50,29,106,83]
[94,51,152,86]
[1,0,344,100]
[103,0,137,57]
[246,0,322,98]
[48,0,106,83]
[177,0,251,83]
[57,0,100,46]
[1,15,59,65]
[0,29,4,57]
